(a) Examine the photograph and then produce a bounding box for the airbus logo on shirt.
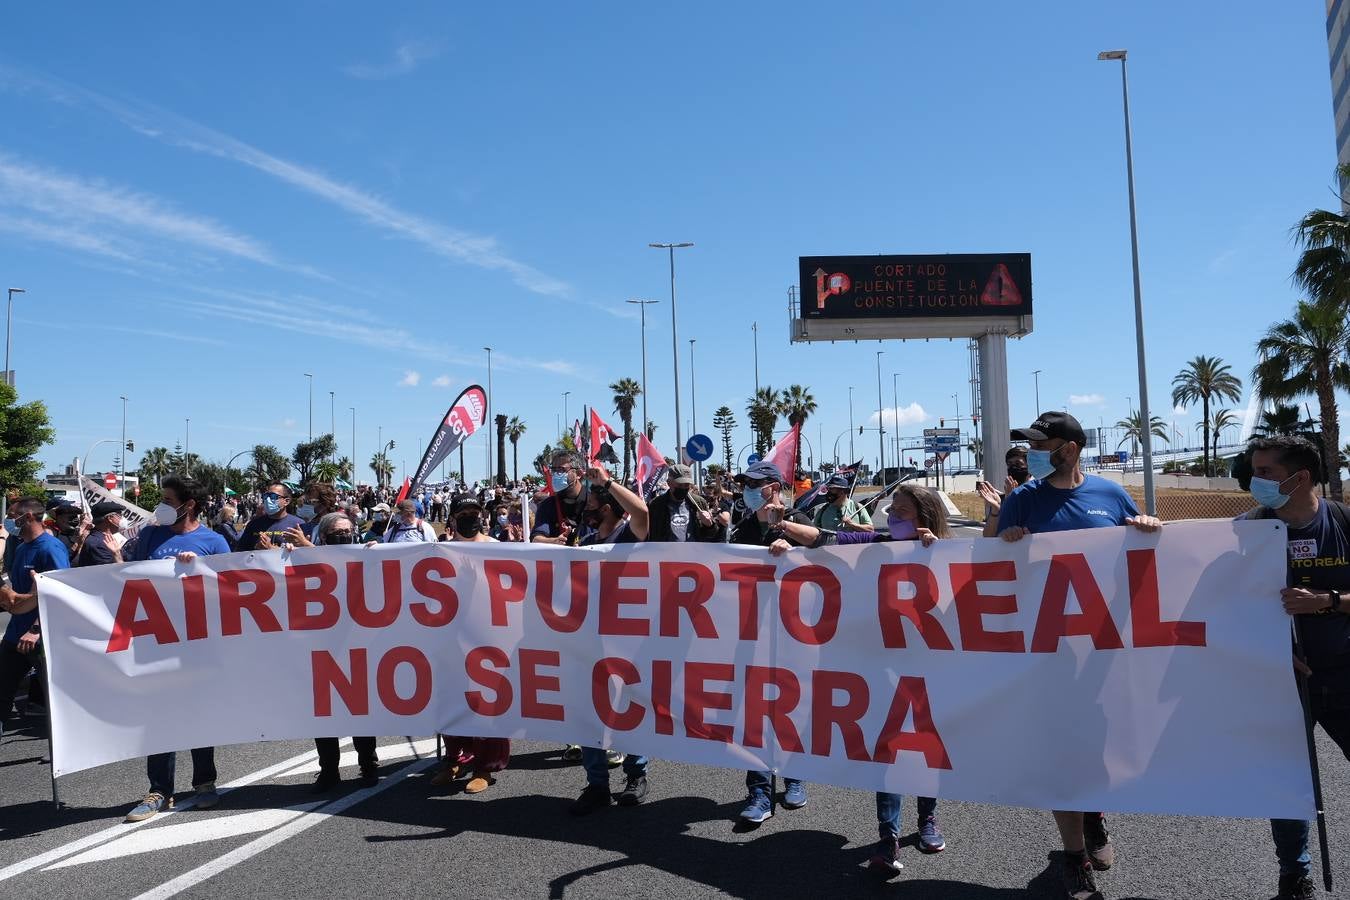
[1084,509,1113,518]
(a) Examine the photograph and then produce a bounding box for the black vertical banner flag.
[410,384,487,490]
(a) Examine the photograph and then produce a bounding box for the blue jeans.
[1272,675,1350,876]
[746,770,801,795]
[876,793,938,839]
[147,747,216,797]
[581,747,647,787]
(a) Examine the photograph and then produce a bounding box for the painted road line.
[0,742,340,883]
[131,754,440,900]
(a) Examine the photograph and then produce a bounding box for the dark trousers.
[315,736,378,775]
[0,640,32,720]
[147,747,217,796]
[1272,674,1350,876]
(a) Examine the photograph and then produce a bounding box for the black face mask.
[583,508,605,528]
[1007,466,1030,485]
[454,514,481,537]
[670,486,690,499]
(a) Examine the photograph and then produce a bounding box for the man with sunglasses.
[0,497,69,738]
[728,460,834,824]
[997,411,1161,900]
[531,450,588,546]
[236,483,304,551]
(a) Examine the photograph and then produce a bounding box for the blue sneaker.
[918,815,946,852]
[125,791,173,823]
[738,790,772,823]
[782,780,808,809]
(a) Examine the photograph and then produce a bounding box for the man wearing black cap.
[76,501,126,567]
[812,473,873,533]
[998,410,1161,900]
[729,460,834,824]
[449,494,495,542]
[45,499,88,561]
[647,463,723,543]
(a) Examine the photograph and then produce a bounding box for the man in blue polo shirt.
[0,496,69,736]
[997,411,1161,900]
[124,475,231,822]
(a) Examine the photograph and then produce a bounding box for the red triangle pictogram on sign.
[980,263,1023,307]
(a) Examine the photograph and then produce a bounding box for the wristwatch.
[1331,591,1342,613]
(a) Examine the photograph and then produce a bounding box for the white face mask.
[152,502,183,526]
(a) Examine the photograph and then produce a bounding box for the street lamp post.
[329,391,335,449]
[563,391,570,439]
[185,418,191,476]
[649,241,694,454]
[1033,369,1042,415]
[626,299,659,444]
[1099,48,1156,514]
[875,351,886,482]
[349,407,356,485]
[484,347,494,484]
[752,322,760,394]
[891,373,900,471]
[689,338,698,474]
[848,386,855,462]
[5,288,24,387]
[951,393,960,470]
[120,396,128,495]
[304,373,313,440]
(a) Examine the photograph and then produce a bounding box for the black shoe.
[1060,852,1103,900]
[1083,812,1113,871]
[358,767,379,788]
[569,783,613,816]
[616,775,648,806]
[310,771,341,794]
[1278,873,1316,900]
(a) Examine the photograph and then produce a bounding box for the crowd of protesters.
[0,411,1342,899]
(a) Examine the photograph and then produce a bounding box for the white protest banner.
[38,519,1313,819]
[78,476,155,530]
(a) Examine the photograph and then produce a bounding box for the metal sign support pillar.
[977,332,1010,492]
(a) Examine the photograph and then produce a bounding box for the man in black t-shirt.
[1242,435,1350,900]
[532,450,588,546]
[237,483,305,551]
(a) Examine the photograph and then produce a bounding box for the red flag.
[635,432,668,500]
[539,462,555,496]
[394,476,411,504]
[764,423,800,485]
[589,408,621,468]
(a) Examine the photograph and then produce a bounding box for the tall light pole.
[563,391,571,438]
[689,338,699,477]
[1032,369,1042,415]
[329,390,335,443]
[1099,48,1156,514]
[349,407,356,485]
[848,386,855,462]
[951,393,960,470]
[185,418,191,476]
[875,351,886,482]
[5,288,24,387]
[484,347,494,484]
[626,299,658,439]
[891,372,900,471]
[649,241,694,454]
[304,373,313,440]
[752,322,760,394]
[120,396,128,494]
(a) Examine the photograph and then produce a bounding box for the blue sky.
[0,2,1337,484]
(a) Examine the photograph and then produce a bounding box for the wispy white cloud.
[0,67,569,297]
[0,215,139,262]
[870,403,928,428]
[282,418,297,428]
[345,42,440,80]
[1069,393,1105,406]
[432,375,451,387]
[399,370,422,387]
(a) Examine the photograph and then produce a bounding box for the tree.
[0,382,54,495]
[506,416,527,482]
[1293,165,1350,307]
[140,447,172,487]
[610,378,642,483]
[778,385,817,476]
[705,463,725,479]
[1116,411,1170,449]
[747,386,782,457]
[712,406,737,472]
[645,420,657,441]
[1171,355,1243,477]
[495,413,508,486]
[313,460,341,483]
[292,434,337,485]
[369,451,395,489]
[336,456,354,482]
[1253,299,1350,499]
[251,444,292,488]
[1253,403,1317,438]
[1208,409,1240,463]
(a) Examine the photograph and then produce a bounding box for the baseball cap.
[90,501,122,520]
[372,502,391,513]
[668,464,695,486]
[46,498,79,514]
[1011,411,1087,445]
[824,473,851,490]
[451,494,483,515]
[734,460,785,485]
[395,499,417,514]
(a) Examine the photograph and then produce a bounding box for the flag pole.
[1291,615,1334,892]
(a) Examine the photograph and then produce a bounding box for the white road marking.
[45,804,325,869]
[0,742,343,883]
[131,754,439,900]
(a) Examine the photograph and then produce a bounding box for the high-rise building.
[1329,1,1350,194]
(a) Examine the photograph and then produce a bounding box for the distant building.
[44,458,140,500]
[1329,0,1350,199]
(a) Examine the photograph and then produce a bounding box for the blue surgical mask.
[1251,474,1297,510]
[888,516,918,541]
[1027,448,1057,480]
[743,487,767,513]
[262,496,283,515]
[297,504,316,520]
[2,518,16,537]
[551,471,571,492]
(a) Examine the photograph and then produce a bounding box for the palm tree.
[747,386,782,457]
[313,460,341,483]
[1208,409,1240,463]
[777,385,817,476]
[335,456,353,482]
[610,378,641,483]
[506,416,527,482]
[1253,403,1315,438]
[1293,165,1350,307]
[140,447,171,487]
[1116,411,1170,449]
[1254,299,1350,499]
[1171,356,1243,477]
[369,451,395,490]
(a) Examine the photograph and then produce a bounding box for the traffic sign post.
[685,434,713,463]
[104,472,118,492]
